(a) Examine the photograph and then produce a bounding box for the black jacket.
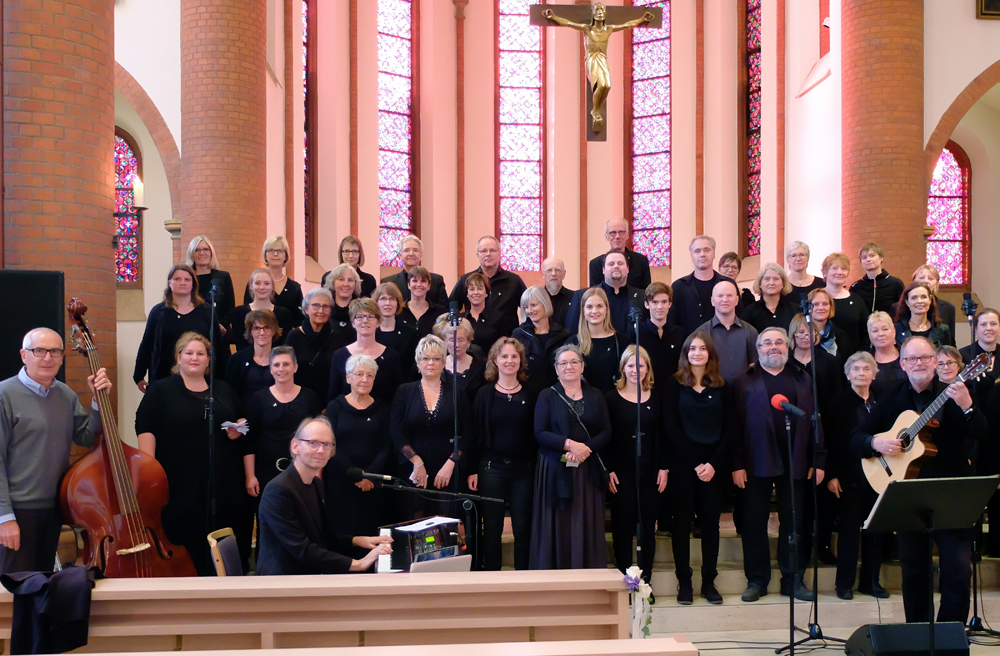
[668,271,743,337]
[849,270,905,315]
[588,248,652,290]
[511,320,570,388]
[381,269,449,307]
[256,465,358,575]
[196,269,236,323]
[1,565,100,655]
[826,387,879,486]
[450,267,527,330]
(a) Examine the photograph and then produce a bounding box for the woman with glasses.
[433,316,486,403]
[512,286,570,388]
[390,335,471,519]
[806,288,851,365]
[373,283,419,373]
[225,309,278,405]
[322,236,376,298]
[530,344,612,570]
[742,263,799,333]
[893,282,953,348]
[325,354,393,540]
[784,241,825,300]
[242,236,304,324]
[400,266,446,338]
[327,299,402,405]
[286,288,349,402]
[227,269,294,353]
[821,253,870,355]
[324,263,361,338]
[186,235,236,328]
[867,312,905,393]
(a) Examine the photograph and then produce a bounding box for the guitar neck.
[909,371,972,435]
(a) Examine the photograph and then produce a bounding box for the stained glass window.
[378,0,416,267]
[630,1,671,267]
[497,0,544,272]
[114,133,141,286]
[745,0,761,256]
[926,143,970,287]
[303,0,315,257]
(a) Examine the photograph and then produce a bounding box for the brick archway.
[924,59,1000,187]
[114,63,183,262]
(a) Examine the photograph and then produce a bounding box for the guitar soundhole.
[897,431,912,450]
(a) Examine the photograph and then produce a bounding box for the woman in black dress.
[467,337,536,570]
[134,264,223,391]
[324,263,361,338]
[893,281,953,348]
[434,316,486,403]
[285,287,349,402]
[322,235,377,298]
[186,235,235,328]
[604,345,666,592]
[513,285,570,388]
[228,269,294,352]
[399,266,445,338]
[374,282,419,372]
[242,235,304,325]
[325,353,393,538]
[135,332,246,575]
[664,331,734,605]
[328,298,402,405]
[225,309,278,405]
[821,252,869,355]
[529,344,612,570]
[868,311,905,393]
[742,263,798,332]
[569,287,624,394]
[390,335,472,519]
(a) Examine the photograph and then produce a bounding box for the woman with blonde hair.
[322,235,377,297]
[821,252,869,354]
[243,235,304,323]
[742,263,798,332]
[324,262,361,337]
[186,235,236,324]
[569,287,625,393]
[434,315,486,402]
[228,268,294,352]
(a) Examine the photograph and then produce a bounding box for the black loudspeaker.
[845,622,969,656]
[0,271,66,382]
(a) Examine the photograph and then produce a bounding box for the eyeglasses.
[760,340,787,348]
[296,438,334,451]
[308,303,332,312]
[606,230,627,238]
[901,355,936,364]
[193,247,212,254]
[265,248,286,255]
[27,347,64,358]
[353,314,378,323]
[556,359,584,368]
[418,356,444,363]
[936,360,960,368]
[250,326,273,334]
[341,249,360,255]
[478,248,500,255]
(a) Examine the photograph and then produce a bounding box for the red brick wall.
[2,0,117,397]
[841,0,925,283]
[180,0,268,292]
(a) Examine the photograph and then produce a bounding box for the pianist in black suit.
[256,416,392,575]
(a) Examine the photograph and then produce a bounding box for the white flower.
[625,565,642,579]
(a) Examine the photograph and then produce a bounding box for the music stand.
[864,476,999,656]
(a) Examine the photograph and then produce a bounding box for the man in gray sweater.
[0,327,110,573]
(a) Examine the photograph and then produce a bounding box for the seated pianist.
[256,416,392,575]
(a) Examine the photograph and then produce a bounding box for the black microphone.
[799,292,812,317]
[628,306,644,323]
[963,292,978,322]
[770,394,806,418]
[345,467,405,485]
[448,301,462,326]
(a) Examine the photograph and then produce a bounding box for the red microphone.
[771,394,806,418]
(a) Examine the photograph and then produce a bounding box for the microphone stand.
[447,303,471,560]
[629,307,645,580]
[207,278,220,536]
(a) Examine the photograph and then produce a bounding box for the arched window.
[496,0,545,272]
[377,0,419,267]
[114,129,142,288]
[627,0,671,267]
[743,0,761,256]
[926,141,971,288]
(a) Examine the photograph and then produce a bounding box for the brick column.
[180,0,267,290]
[841,0,925,280]
[2,0,117,394]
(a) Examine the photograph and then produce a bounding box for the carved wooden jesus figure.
[537,3,656,134]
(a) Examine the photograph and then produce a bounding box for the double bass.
[59,298,197,577]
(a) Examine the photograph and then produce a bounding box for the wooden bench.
[0,569,631,652]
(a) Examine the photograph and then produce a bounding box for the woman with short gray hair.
[512,286,569,388]
[285,287,349,402]
[784,241,825,299]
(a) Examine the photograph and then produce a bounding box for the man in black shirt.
[450,236,527,329]
[542,256,575,328]
[851,336,979,623]
[849,242,904,315]
[669,235,743,337]
[565,251,643,336]
[587,218,652,290]
[380,235,450,306]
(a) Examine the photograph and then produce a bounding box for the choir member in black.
[462,273,514,353]
[324,354,393,539]
[733,327,822,602]
[373,282,418,370]
[604,346,666,594]
[913,265,956,337]
[821,252,870,355]
[807,288,851,365]
[450,236,528,330]
[669,236,743,338]
[849,242,905,314]
[135,332,246,575]
[852,336,980,623]
[324,263,360,338]
[467,338,537,570]
[718,252,757,309]
[322,236,377,297]
[587,219,652,290]
[742,263,798,332]
[286,288,348,402]
[134,264,223,391]
[512,286,570,388]
[327,298,402,405]
[565,251,643,337]
[255,417,393,575]
[970,309,1000,556]
[399,266,446,338]
[543,257,574,328]
[784,241,825,299]
[894,281,953,348]
[868,311,905,392]
[959,308,1000,399]
[434,316,486,403]
[225,309,278,404]
[242,236,304,324]
[826,351,887,599]
[380,235,450,306]
[626,282,684,386]
[664,332,734,605]
[187,235,236,329]
[390,336,471,519]
[228,269,293,352]
[530,344,612,570]
[569,287,624,394]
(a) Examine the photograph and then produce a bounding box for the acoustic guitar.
[862,352,990,494]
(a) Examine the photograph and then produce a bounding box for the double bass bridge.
[117,542,151,556]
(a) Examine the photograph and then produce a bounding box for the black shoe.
[741,583,766,602]
[677,582,693,605]
[836,588,854,600]
[858,583,890,599]
[783,583,816,601]
[702,582,723,604]
[817,547,837,566]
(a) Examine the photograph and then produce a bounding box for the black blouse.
[662,378,736,474]
[443,353,487,405]
[327,346,402,405]
[284,321,351,402]
[471,384,538,465]
[569,333,624,394]
[225,347,274,405]
[227,304,295,352]
[400,303,446,338]
[742,298,800,333]
[324,395,392,481]
[376,322,418,374]
[603,388,664,477]
[197,269,236,323]
[245,386,322,487]
[831,293,871,355]
[133,303,224,383]
[390,379,472,476]
[243,277,304,325]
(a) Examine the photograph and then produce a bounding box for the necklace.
[496,382,521,401]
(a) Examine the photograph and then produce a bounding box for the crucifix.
[530,3,663,142]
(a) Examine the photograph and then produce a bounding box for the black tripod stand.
[629,307,647,581]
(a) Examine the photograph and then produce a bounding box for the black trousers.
[609,468,660,580]
[742,475,806,590]
[897,527,973,624]
[0,508,62,575]
[834,482,883,592]
[477,459,533,571]
[670,466,725,581]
